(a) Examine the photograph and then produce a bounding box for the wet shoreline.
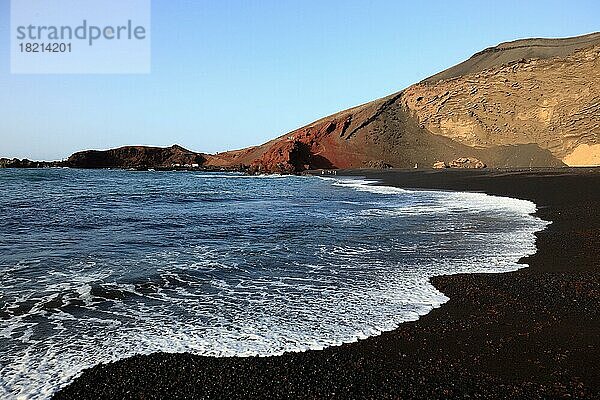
[55,168,600,399]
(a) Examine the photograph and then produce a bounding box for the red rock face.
[249,140,308,174]
[248,117,355,173]
[207,96,401,173]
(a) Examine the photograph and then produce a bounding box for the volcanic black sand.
[55,168,600,399]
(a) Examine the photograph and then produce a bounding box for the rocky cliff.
[0,158,64,168]
[67,145,208,169]
[404,34,600,165]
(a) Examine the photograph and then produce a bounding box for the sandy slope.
[207,33,600,172]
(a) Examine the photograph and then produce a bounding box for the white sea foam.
[195,173,298,179]
[0,175,549,399]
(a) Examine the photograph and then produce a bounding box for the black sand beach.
[55,168,600,399]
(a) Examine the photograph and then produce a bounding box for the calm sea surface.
[0,169,548,398]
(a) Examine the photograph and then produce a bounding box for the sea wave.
[0,171,548,399]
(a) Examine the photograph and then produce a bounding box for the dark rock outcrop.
[363,160,393,169]
[66,145,207,170]
[0,158,65,168]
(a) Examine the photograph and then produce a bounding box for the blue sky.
[1,0,599,160]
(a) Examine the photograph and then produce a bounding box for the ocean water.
[0,169,548,399]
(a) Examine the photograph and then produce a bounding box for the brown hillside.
[60,33,600,173]
[403,42,600,164]
[424,32,600,83]
[208,33,600,172]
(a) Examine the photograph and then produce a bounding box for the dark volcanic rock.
[0,157,64,168]
[363,160,393,169]
[67,145,207,169]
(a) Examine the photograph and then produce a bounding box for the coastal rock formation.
[67,145,208,170]
[403,37,600,165]
[433,158,486,169]
[363,160,393,169]
[562,143,600,166]
[208,33,599,172]
[0,158,64,168]
[449,158,486,169]
[248,140,312,174]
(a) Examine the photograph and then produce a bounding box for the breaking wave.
[0,170,548,399]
